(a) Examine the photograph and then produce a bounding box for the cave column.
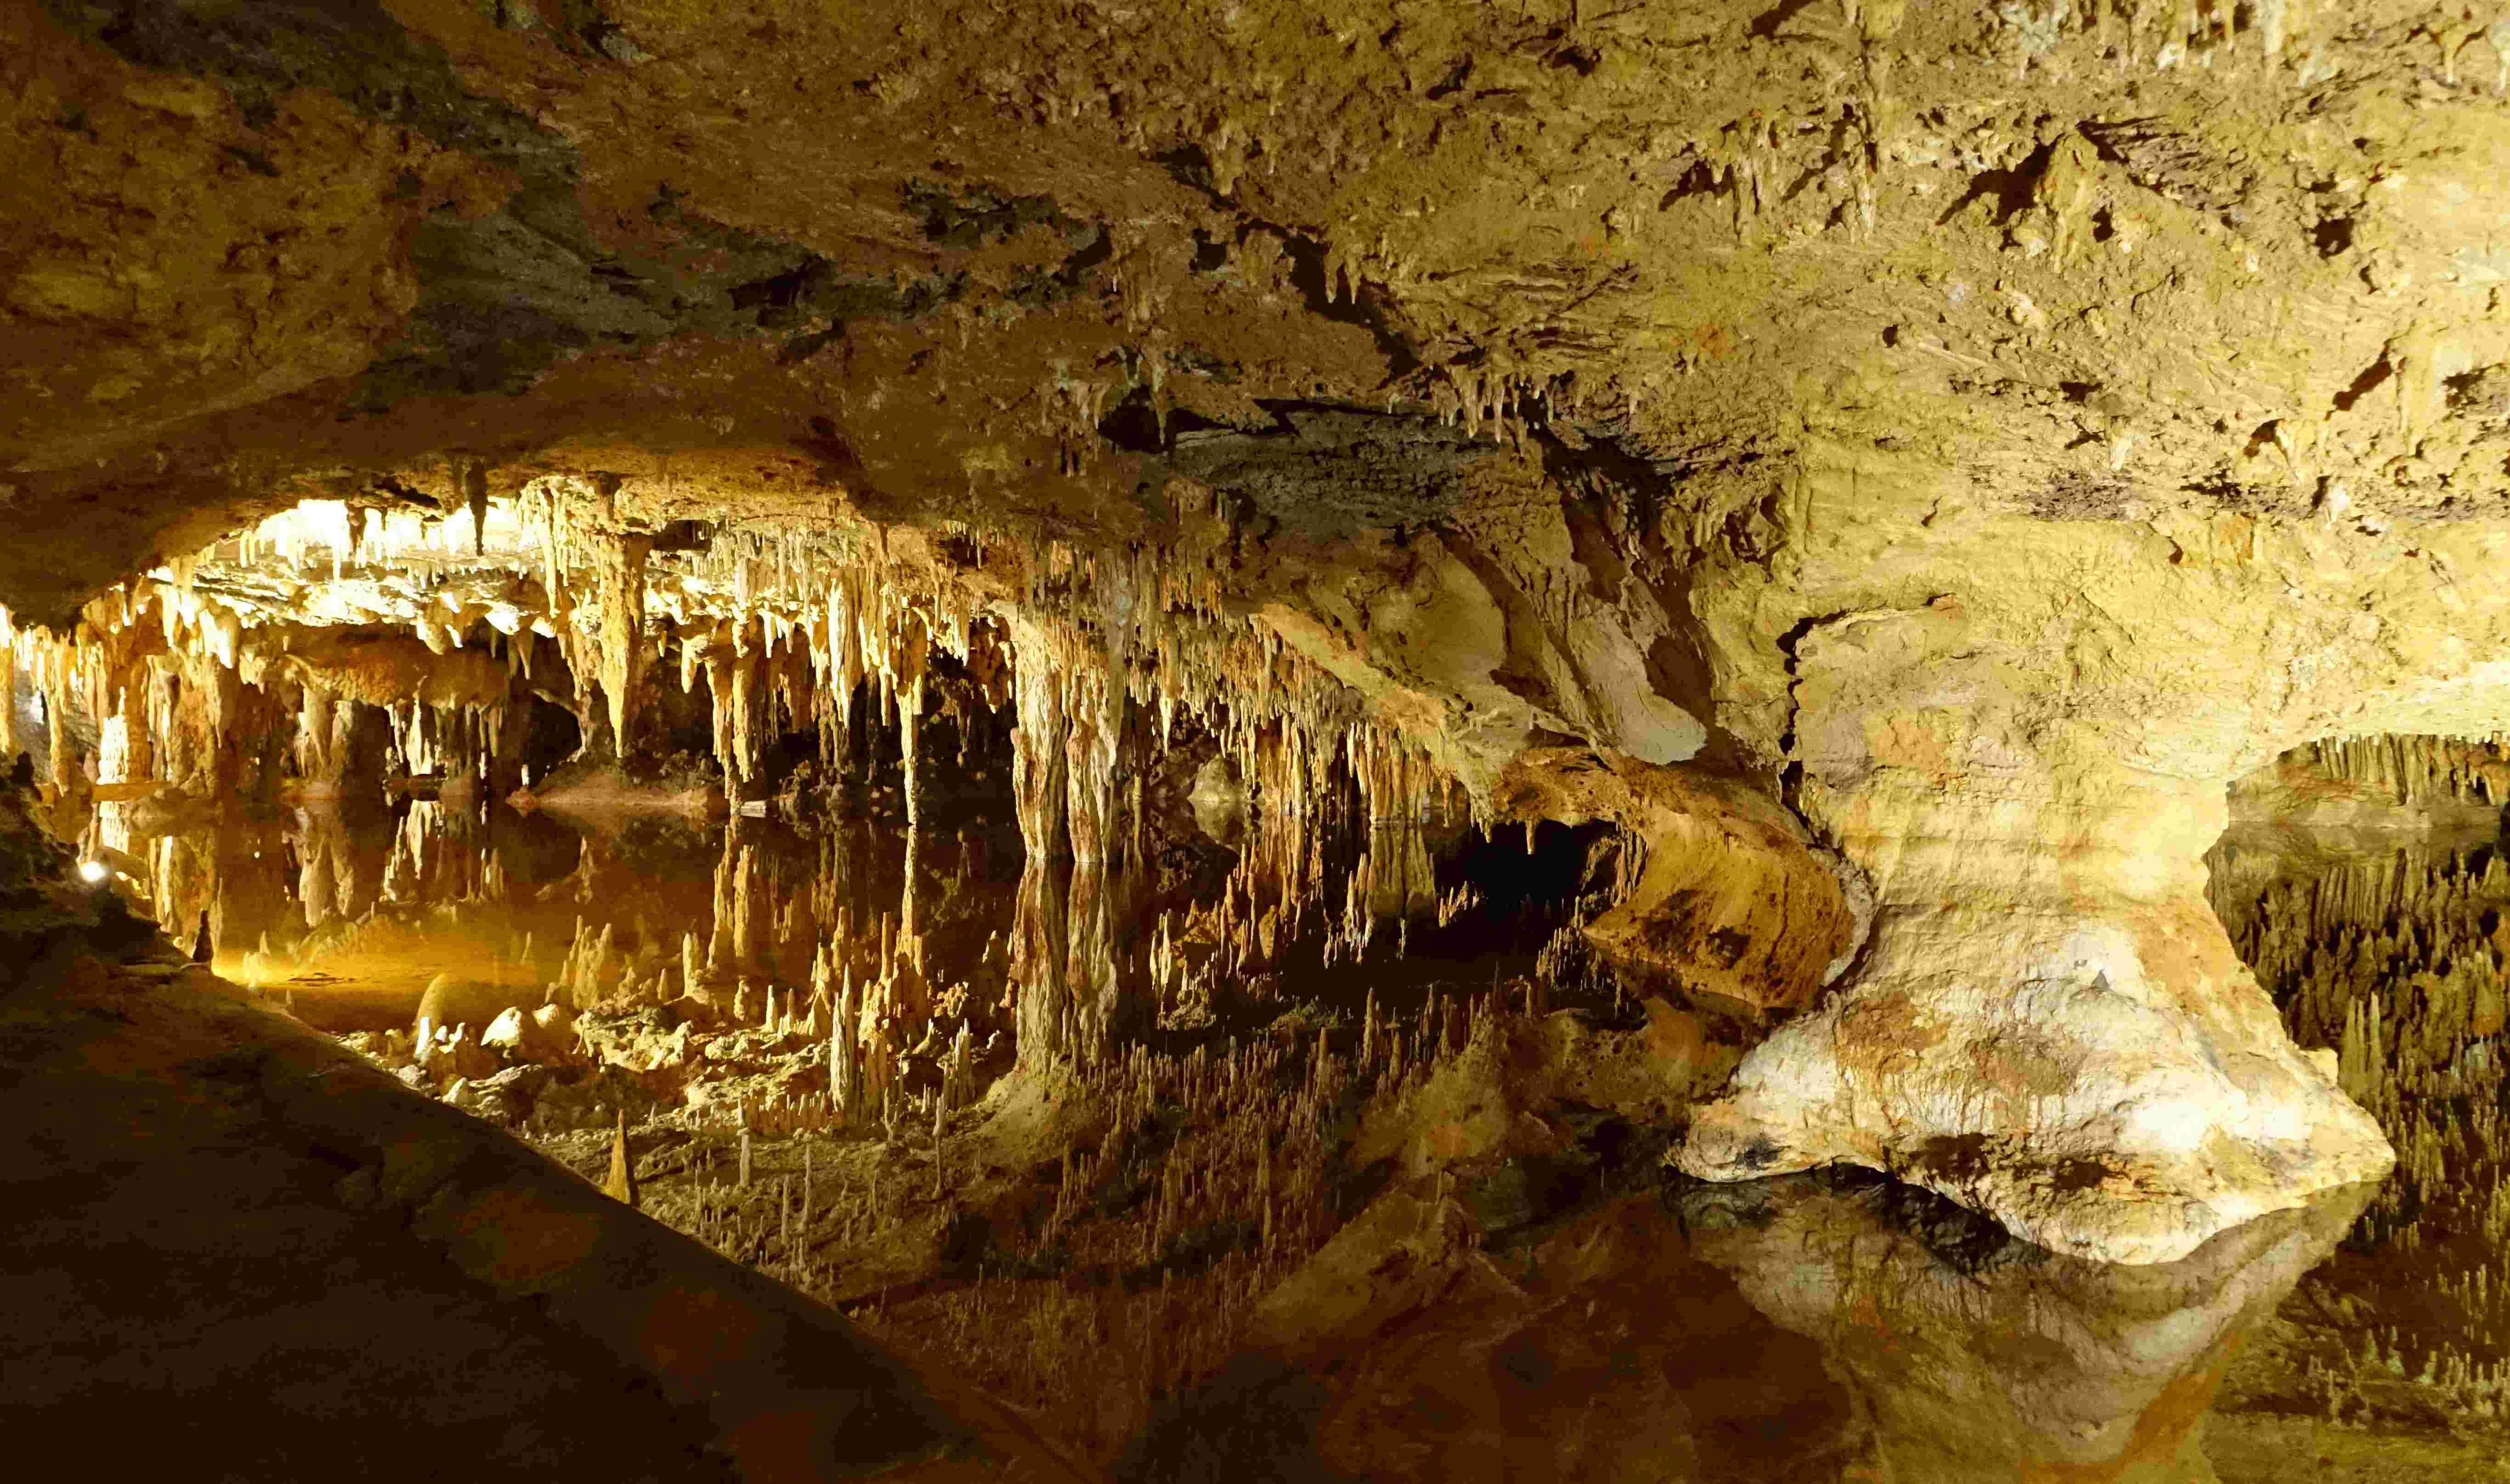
[1008,648,1074,1068]
[1003,609,1154,1070]
[893,623,935,980]
[487,692,532,800]
[300,688,395,802]
[1060,676,1124,1060]
[45,664,79,794]
[1352,732,1441,926]
[293,687,335,792]
[1676,594,2396,1264]
[0,612,16,767]
[703,620,763,796]
[898,680,933,982]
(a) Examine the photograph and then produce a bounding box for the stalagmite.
[604,1109,639,1208]
[832,960,863,1123]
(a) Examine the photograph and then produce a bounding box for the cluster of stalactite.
[7,596,274,803]
[994,606,1493,1067]
[2209,831,2510,1409]
[651,509,1493,1070]
[11,478,1694,1083]
[4,587,554,812]
[2289,735,2510,808]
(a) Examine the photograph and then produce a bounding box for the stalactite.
[595,533,653,756]
[464,461,491,557]
[2289,734,2510,809]
[23,479,1484,1089]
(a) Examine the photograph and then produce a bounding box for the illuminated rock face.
[1677,770,2396,1265]
[11,0,2510,1261]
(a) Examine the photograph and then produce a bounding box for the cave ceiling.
[6,0,2505,626]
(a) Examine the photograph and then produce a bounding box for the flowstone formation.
[12,0,2510,1282]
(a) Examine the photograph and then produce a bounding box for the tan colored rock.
[1667,449,2510,1260]
[479,1004,576,1065]
[416,1025,499,1084]
[413,973,528,1045]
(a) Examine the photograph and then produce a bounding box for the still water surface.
[78,794,2510,1479]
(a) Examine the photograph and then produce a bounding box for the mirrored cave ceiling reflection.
[55,760,2453,1481]
[23,477,2510,1473]
[74,796,2386,1483]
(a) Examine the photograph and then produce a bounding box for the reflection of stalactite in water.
[2210,824,2510,1417]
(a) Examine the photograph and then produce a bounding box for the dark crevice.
[901,179,1075,250]
[1748,0,1824,38]
[1933,139,2057,228]
[2334,355,2395,413]
[1096,389,1226,457]
[1140,405,1498,536]
[1150,146,1419,379]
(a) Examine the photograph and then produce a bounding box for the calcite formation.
[12,0,2510,1270]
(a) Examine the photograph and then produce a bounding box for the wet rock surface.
[1121,1170,2375,1483]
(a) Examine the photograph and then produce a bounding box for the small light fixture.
[78,861,108,884]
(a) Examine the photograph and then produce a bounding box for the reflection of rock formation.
[130,813,295,973]
[2208,821,2510,1403]
[1686,1175,2376,1482]
[1124,1175,2372,1484]
[292,802,395,928]
[98,792,1037,1061]
[0,868,1069,1481]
